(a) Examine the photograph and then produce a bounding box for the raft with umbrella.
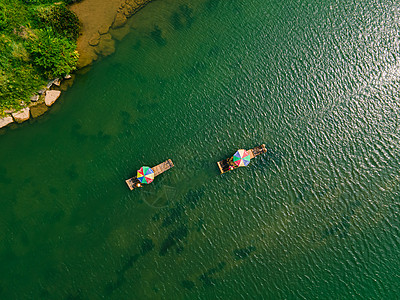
[217,144,267,174]
[125,159,174,190]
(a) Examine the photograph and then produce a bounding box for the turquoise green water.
[2,0,400,298]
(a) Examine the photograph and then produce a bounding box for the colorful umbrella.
[137,166,154,184]
[232,149,251,167]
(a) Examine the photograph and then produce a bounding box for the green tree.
[25,28,79,78]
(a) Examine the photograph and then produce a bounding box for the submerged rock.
[112,12,127,28]
[88,32,101,46]
[98,24,110,35]
[60,75,75,91]
[45,90,61,106]
[30,103,49,118]
[0,116,14,128]
[111,25,131,41]
[122,4,135,17]
[12,108,30,123]
[53,78,61,86]
[95,34,115,56]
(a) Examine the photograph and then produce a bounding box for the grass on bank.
[0,0,81,115]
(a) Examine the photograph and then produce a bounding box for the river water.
[1,0,400,298]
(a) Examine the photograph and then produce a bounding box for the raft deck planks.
[248,144,267,159]
[125,159,174,190]
[152,159,174,176]
[217,144,267,174]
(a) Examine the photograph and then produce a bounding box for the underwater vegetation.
[159,225,188,256]
[105,238,155,295]
[199,261,226,286]
[170,4,194,30]
[233,246,256,260]
[150,25,166,46]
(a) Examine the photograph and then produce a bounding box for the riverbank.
[0,0,152,130]
[0,0,80,121]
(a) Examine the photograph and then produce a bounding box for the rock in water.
[95,33,115,56]
[112,12,127,28]
[98,24,110,35]
[88,32,101,46]
[45,90,61,106]
[12,108,30,123]
[0,116,14,128]
[53,78,61,86]
[30,103,49,118]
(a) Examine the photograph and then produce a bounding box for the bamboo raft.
[217,144,267,174]
[125,159,174,190]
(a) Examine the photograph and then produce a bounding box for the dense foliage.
[32,4,80,40]
[0,0,80,113]
[25,28,79,78]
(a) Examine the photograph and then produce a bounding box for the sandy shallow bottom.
[70,0,126,67]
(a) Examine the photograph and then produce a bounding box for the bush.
[0,65,45,110]
[63,0,83,4]
[0,1,28,32]
[0,34,45,110]
[31,4,80,40]
[0,3,7,30]
[25,28,79,78]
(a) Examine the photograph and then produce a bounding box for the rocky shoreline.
[0,78,67,129]
[0,0,153,130]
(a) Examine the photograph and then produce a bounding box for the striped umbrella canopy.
[137,166,154,184]
[232,149,251,167]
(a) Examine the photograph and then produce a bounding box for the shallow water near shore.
[1,0,400,298]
